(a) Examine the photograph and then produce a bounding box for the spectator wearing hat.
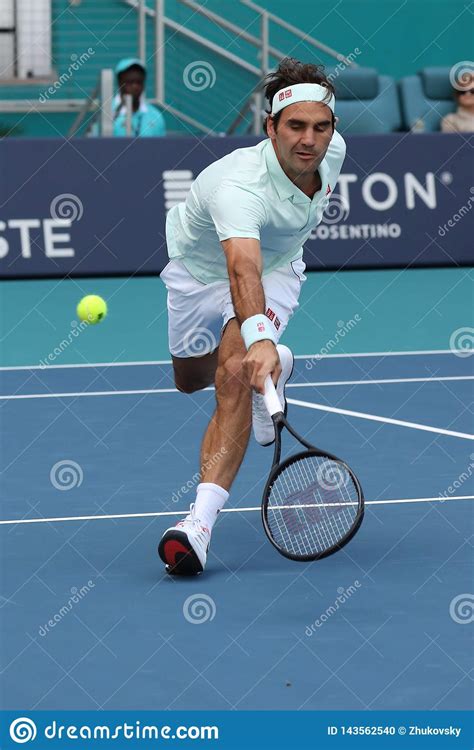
[113,57,166,137]
[441,73,474,133]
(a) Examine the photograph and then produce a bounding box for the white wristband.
[241,314,276,350]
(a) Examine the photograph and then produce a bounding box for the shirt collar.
[264,138,330,205]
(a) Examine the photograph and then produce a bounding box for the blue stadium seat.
[326,66,402,134]
[398,67,455,131]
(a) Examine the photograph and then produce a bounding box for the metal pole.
[155,0,165,103]
[100,68,114,137]
[261,10,269,75]
[138,0,146,61]
[124,94,133,136]
[252,91,261,136]
[254,10,269,135]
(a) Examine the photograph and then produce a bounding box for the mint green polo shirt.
[165,132,346,284]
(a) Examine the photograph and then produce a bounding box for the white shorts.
[160,258,306,358]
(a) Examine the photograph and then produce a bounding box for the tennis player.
[158,57,346,575]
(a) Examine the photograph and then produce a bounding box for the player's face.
[268,102,334,180]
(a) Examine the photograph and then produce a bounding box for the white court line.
[0,349,466,372]
[1,375,473,401]
[0,495,472,526]
[287,398,474,441]
[289,376,474,387]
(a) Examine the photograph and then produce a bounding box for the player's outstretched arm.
[221,237,265,322]
[221,237,280,394]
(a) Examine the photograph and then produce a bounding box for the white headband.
[271,83,335,115]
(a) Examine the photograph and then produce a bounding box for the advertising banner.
[0,133,472,278]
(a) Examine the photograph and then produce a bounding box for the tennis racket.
[261,376,364,561]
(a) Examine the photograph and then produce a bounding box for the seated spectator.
[441,74,474,133]
[113,58,166,137]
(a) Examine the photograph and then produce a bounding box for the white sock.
[191,482,229,531]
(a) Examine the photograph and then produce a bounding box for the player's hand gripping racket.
[261,376,364,561]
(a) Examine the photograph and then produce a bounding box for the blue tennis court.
[1,269,472,713]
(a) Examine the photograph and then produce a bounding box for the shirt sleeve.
[209,182,267,241]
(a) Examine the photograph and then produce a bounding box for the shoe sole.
[260,352,294,447]
[158,530,204,576]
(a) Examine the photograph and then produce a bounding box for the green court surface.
[1,267,472,366]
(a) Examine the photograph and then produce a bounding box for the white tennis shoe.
[158,504,211,575]
[252,344,294,446]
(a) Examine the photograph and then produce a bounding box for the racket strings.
[266,455,359,557]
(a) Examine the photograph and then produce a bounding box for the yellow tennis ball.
[76,295,107,325]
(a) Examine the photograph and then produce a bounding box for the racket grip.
[263,375,284,417]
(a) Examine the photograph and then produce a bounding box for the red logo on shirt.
[284,88,292,99]
[266,308,275,322]
[257,322,265,333]
[326,184,332,195]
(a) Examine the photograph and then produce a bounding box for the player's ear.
[266,115,275,137]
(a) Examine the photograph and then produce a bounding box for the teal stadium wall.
[0,0,471,137]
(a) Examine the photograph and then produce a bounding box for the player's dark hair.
[262,57,336,134]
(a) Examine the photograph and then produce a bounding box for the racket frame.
[261,412,365,562]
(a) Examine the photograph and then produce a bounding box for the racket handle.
[263,375,284,417]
